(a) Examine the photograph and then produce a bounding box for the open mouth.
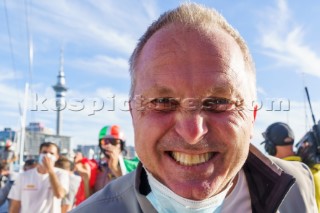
[168,151,216,166]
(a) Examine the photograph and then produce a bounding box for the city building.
[1,123,71,160]
[52,50,68,136]
[0,128,16,149]
[126,145,137,159]
[23,122,71,158]
[76,145,100,159]
[0,128,16,145]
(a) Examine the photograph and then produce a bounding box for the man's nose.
[175,112,208,144]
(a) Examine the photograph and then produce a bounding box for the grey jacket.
[71,145,318,213]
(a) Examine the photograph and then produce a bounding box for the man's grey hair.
[129,3,256,99]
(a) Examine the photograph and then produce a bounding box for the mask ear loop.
[253,105,258,121]
[249,104,258,140]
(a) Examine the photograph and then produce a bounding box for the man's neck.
[275,149,295,159]
[37,165,48,174]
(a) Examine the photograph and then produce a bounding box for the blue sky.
[1,0,320,152]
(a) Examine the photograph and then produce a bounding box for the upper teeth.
[171,152,213,166]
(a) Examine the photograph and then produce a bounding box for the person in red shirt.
[73,152,97,206]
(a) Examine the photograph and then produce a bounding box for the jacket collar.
[244,144,295,213]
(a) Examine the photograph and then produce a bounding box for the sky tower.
[52,50,68,135]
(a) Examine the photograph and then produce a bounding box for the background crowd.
[0,125,138,213]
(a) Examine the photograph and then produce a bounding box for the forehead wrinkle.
[214,59,245,93]
[134,25,250,100]
[140,84,175,97]
[145,49,177,69]
[204,71,243,100]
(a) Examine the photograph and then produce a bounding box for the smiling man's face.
[130,23,255,200]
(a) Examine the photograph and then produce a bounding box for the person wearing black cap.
[262,122,320,211]
[261,122,296,159]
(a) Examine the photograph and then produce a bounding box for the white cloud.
[257,86,267,96]
[257,0,320,78]
[9,0,147,56]
[71,55,129,78]
[141,0,159,20]
[0,68,20,81]
[0,83,24,109]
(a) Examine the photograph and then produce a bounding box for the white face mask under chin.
[145,168,233,213]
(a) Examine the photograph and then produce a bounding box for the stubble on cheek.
[201,180,214,197]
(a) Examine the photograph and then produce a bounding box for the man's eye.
[149,98,179,111]
[202,98,239,112]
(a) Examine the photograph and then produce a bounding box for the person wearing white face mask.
[70,3,317,213]
[8,142,69,213]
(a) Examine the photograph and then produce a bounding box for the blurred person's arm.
[11,152,18,163]
[106,147,122,177]
[4,151,17,164]
[7,151,17,164]
[0,169,12,205]
[9,199,20,213]
[43,156,67,198]
[48,171,67,198]
[75,162,91,198]
[0,180,14,205]
[61,188,73,213]
[61,204,72,213]
[8,172,22,213]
